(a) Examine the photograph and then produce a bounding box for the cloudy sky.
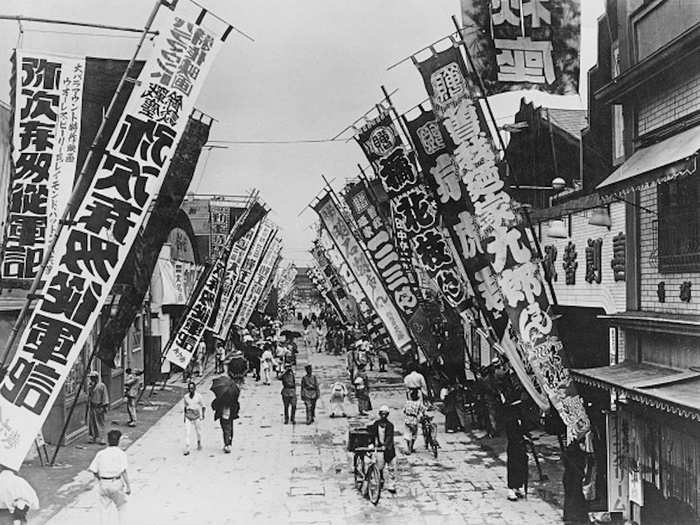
[1,0,604,265]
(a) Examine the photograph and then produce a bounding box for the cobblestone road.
[46,339,564,525]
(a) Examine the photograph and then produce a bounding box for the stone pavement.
[43,340,565,525]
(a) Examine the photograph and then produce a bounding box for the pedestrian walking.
[210,369,240,454]
[87,372,109,445]
[0,469,39,525]
[377,346,389,372]
[88,429,131,525]
[314,322,324,353]
[279,364,297,424]
[563,437,588,523]
[403,389,425,454]
[123,369,140,428]
[183,382,205,455]
[368,406,397,493]
[504,401,528,501]
[300,365,320,425]
[215,341,225,374]
[328,381,347,417]
[353,364,372,416]
[260,344,275,385]
[195,339,206,376]
[228,349,248,385]
[403,364,428,402]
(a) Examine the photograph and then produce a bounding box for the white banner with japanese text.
[314,193,412,352]
[0,8,223,469]
[235,235,280,327]
[212,224,259,333]
[231,223,276,328]
[3,52,85,281]
[220,220,273,335]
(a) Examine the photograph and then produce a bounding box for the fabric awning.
[573,362,700,421]
[597,124,700,198]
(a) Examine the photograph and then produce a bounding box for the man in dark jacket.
[279,364,297,424]
[210,367,240,454]
[368,405,397,493]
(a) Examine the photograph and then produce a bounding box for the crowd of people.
[81,306,600,525]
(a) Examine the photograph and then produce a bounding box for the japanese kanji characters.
[495,37,555,84]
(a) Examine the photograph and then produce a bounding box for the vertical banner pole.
[1,0,164,368]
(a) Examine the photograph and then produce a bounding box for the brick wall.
[638,68,700,136]
[639,185,700,313]
[538,201,626,314]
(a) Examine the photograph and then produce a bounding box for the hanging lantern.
[589,207,612,229]
[547,219,568,239]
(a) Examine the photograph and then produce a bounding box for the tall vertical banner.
[344,182,419,317]
[0,7,223,469]
[217,222,263,337]
[212,203,268,333]
[235,233,280,328]
[460,0,581,94]
[318,233,390,345]
[165,200,263,369]
[314,193,412,353]
[3,52,85,280]
[414,44,589,440]
[355,112,476,323]
[225,220,275,332]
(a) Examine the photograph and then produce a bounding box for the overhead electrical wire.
[205,138,348,145]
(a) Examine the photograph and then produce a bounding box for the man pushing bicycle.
[368,405,397,493]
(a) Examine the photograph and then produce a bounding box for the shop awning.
[597,124,700,198]
[573,362,700,421]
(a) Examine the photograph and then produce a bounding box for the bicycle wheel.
[366,464,382,505]
[353,454,365,489]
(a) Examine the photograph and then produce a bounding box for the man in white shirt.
[404,364,429,402]
[88,429,131,525]
[183,381,206,454]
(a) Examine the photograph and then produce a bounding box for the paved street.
[46,341,564,525]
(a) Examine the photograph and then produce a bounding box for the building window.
[658,177,700,273]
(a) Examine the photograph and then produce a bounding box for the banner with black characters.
[3,52,85,281]
[314,193,412,353]
[414,44,589,441]
[165,198,260,369]
[460,0,581,95]
[354,110,476,324]
[344,181,420,318]
[212,202,268,333]
[220,219,273,337]
[0,6,224,469]
[234,232,280,328]
[405,106,547,409]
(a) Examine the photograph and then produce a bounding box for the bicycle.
[352,446,383,505]
[420,414,440,459]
